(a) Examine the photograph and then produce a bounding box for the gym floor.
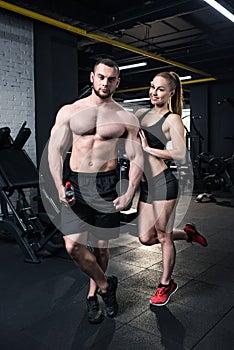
[0,193,234,350]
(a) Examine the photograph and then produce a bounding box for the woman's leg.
[137,199,207,254]
[152,199,177,285]
[138,200,159,245]
[138,198,177,284]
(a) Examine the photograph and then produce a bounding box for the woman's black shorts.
[139,168,179,203]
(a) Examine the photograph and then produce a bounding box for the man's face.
[90,63,120,99]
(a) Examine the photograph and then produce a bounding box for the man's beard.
[93,86,113,99]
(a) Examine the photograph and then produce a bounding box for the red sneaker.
[150,279,178,306]
[184,223,208,247]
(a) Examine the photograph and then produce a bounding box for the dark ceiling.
[2,0,234,103]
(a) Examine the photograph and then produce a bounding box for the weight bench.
[0,125,61,263]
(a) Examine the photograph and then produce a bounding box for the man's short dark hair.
[93,58,120,76]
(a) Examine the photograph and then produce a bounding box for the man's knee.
[63,236,87,257]
[64,238,97,267]
[64,237,80,255]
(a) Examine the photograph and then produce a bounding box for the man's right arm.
[48,105,71,204]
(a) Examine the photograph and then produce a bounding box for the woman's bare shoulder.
[167,112,183,123]
[135,108,150,118]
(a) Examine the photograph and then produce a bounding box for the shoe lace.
[103,288,115,306]
[88,299,99,311]
[155,286,168,297]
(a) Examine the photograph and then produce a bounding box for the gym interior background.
[0,0,234,254]
[0,0,234,167]
[0,2,234,349]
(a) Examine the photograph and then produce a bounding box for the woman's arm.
[139,114,186,162]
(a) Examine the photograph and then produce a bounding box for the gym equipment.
[0,122,62,263]
[189,117,205,190]
[195,152,234,206]
[217,98,234,108]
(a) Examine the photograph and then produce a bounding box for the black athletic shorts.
[61,169,120,240]
[139,168,179,203]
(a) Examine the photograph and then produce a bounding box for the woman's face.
[149,76,174,107]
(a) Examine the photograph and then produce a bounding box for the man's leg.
[63,233,109,292]
[63,233,118,321]
[87,236,110,298]
[63,233,108,324]
[86,234,118,318]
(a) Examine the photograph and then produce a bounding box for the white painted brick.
[0,11,36,164]
[0,11,37,207]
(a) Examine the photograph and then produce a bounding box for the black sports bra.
[139,110,171,150]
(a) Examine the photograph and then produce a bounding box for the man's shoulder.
[118,109,140,130]
[105,101,135,118]
[116,106,138,122]
[58,97,90,114]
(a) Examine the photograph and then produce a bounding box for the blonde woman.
[137,71,207,306]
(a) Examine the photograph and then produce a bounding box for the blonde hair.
[155,71,183,116]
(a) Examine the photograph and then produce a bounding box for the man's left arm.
[113,116,143,211]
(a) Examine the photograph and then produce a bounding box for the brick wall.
[0,10,36,163]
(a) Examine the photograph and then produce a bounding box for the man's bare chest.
[70,109,126,139]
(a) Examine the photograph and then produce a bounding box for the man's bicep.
[50,110,72,149]
[125,128,143,164]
